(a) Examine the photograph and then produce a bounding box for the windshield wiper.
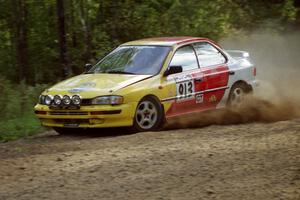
[106,70,135,75]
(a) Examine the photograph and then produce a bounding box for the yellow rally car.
[34,37,258,134]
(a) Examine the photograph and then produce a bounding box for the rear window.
[193,42,226,67]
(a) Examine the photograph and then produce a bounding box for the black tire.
[132,96,165,132]
[227,82,251,107]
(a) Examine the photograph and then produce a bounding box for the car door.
[192,42,229,109]
[164,45,205,117]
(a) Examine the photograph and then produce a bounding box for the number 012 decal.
[175,75,195,102]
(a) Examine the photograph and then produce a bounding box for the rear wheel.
[132,96,164,132]
[228,82,251,107]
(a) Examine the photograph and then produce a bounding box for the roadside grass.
[0,77,49,142]
[0,114,44,142]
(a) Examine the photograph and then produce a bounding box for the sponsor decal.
[195,94,204,104]
[68,82,96,93]
[209,95,217,103]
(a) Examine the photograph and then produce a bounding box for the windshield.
[88,46,171,75]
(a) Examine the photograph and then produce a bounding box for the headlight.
[44,95,53,105]
[72,95,81,105]
[91,96,123,105]
[53,95,62,105]
[62,95,71,105]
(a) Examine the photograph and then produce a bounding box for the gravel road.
[0,117,299,200]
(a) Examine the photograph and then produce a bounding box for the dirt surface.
[0,118,299,200]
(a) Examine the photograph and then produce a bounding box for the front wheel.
[132,96,164,132]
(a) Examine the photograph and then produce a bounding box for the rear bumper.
[34,103,136,128]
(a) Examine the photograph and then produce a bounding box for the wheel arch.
[132,94,166,131]
[138,94,165,114]
[231,80,253,93]
[227,80,252,106]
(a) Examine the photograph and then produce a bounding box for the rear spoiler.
[225,50,250,59]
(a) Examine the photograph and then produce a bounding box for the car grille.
[53,119,90,124]
[49,111,89,115]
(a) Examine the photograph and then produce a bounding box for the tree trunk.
[70,0,77,48]
[12,0,29,84]
[56,0,71,77]
[79,0,92,63]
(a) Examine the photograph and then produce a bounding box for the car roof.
[121,36,208,47]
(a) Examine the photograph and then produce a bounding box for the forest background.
[0,0,299,141]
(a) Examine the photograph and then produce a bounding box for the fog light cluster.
[39,95,81,106]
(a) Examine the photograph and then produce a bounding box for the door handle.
[194,77,203,82]
[229,71,235,75]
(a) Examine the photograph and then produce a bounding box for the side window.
[193,42,226,67]
[169,45,199,72]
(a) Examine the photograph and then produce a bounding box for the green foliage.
[0,77,48,119]
[281,0,298,21]
[0,77,48,141]
[0,114,43,142]
[1,0,298,85]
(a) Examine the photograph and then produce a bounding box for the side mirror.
[163,65,183,76]
[85,63,93,72]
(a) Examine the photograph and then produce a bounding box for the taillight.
[253,67,257,76]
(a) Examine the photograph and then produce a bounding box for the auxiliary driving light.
[39,95,45,104]
[72,95,81,105]
[44,95,53,105]
[62,95,71,105]
[53,95,62,105]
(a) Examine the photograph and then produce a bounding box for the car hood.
[46,73,152,98]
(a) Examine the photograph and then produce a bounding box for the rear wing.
[225,50,250,60]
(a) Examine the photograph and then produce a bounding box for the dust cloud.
[167,31,300,128]
[222,30,300,102]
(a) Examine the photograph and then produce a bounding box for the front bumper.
[34,103,136,128]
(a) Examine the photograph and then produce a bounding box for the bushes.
[0,116,43,142]
[0,77,48,141]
